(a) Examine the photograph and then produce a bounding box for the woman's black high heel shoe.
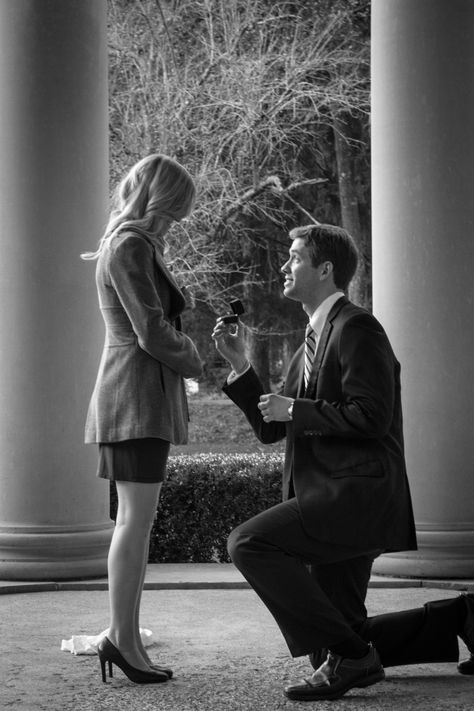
[151,663,173,679]
[97,637,169,684]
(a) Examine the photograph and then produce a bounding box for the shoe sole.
[285,669,385,701]
[457,665,474,675]
[355,669,386,688]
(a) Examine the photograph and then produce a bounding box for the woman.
[83,154,203,684]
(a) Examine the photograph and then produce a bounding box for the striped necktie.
[304,324,317,388]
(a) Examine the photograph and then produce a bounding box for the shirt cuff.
[227,361,251,384]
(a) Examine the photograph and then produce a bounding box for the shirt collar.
[309,292,344,337]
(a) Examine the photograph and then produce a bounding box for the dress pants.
[228,498,460,665]
[358,598,460,666]
[228,498,379,657]
[309,554,373,630]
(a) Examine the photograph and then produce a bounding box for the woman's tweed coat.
[85,231,202,444]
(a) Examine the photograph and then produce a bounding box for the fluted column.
[0,0,113,579]
[371,0,474,577]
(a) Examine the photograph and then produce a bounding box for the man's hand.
[212,317,248,372]
[258,394,294,422]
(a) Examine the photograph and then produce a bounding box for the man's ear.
[319,261,334,280]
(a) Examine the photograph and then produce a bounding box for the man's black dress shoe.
[458,593,474,675]
[285,644,385,701]
[309,648,327,671]
[458,653,474,675]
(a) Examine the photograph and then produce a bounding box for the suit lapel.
[152,245,182,292]
[305,319,332,394]
[304,296,349,396]
[284,343,304,397]
[298,348,305,397]
[150,242,186,319]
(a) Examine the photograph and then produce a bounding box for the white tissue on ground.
[61,627,153,655]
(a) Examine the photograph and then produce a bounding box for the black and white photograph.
[1,2,473,710]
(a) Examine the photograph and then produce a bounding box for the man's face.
[281,237,322,304]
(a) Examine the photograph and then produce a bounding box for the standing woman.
[82,154,202,684]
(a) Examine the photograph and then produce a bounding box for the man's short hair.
[289,224,359,291]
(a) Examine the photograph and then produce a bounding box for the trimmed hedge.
[110,452,284,562]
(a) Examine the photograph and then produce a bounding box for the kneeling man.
[212,224,473,701]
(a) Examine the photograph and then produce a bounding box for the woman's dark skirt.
[97,438,170,483]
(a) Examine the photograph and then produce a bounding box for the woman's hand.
[258,394,294,422]
[212,318,248,372]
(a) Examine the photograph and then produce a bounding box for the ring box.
[222,299,245,324]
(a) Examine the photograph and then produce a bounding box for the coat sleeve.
[223,367,286,444]
[293,314,396,439]
[108,234,203,379]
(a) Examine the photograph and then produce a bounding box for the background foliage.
[107,0,371,391]
[110,452,284,562]
[172,397,285,454]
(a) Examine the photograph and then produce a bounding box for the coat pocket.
[331,459,384,479]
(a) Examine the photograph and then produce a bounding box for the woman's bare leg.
[106,480,162,670]
[132,521,172,672]
[134,538,154,664]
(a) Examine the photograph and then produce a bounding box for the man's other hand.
[258,393,294,422]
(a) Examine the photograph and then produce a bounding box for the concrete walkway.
[2,565,474,711]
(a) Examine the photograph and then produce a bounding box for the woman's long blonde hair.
[81,153,196,260]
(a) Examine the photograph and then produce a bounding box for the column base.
[372,528,474,578]
[0,523,114,580]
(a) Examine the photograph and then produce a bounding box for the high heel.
[97,637,169,684]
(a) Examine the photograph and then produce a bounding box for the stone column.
[0,0,113,579]
[371,0,474,577]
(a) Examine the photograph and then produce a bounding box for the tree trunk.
[333,111,371,310]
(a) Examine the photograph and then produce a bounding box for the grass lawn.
[170,396,285,455]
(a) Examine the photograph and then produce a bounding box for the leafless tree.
[108,0,370,387]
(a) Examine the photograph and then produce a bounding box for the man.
[212,224,474,701]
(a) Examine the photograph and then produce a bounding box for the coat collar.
[300,296,349,396]
[140,234,186,318]
[121,228,184,297]
[151,242,183,294]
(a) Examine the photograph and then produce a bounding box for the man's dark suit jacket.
[223,297,417,554]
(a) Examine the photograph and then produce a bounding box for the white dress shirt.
[308,291,344,347]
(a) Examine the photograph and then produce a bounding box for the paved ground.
[2,565,474,711]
